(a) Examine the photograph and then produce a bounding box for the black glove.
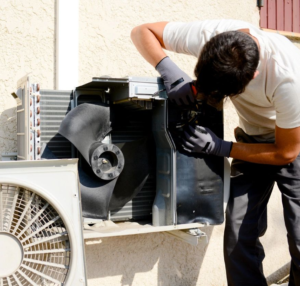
[156,56,195,105]
[182,125,232,157]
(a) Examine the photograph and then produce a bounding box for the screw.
[116,151,119,155]
[94,156,98,160]
[96,169,101,174]
[108,173,113,178]
[118,165,122,169]
[103,146,108,151]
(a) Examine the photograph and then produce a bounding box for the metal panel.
[277,0,284,31]
[268,0,277,29]
[75,77,165,104]
[293,0,300,32]
[152,101,176,226]
[260,0,268,28]
[39,90,73,159]
[260,0,300,32]
[16,76,32,160]
[285,0,293,32]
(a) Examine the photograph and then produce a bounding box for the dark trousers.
[224,130,300,286]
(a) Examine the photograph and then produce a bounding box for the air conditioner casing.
[0,159,87,285]
[14,75,230,234]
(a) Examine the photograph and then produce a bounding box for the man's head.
[194,30,259,109]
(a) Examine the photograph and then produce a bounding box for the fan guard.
[0,183,71,286]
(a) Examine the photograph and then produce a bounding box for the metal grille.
[110,174,156,221]
[110,108,156,221]
[40,90,72,159]
[0,184,71,285]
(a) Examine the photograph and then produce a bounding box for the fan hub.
[91,143,125,180]
[0,232,23,278]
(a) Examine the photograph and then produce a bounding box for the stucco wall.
[0,0,296,285]
[0,0,55,155]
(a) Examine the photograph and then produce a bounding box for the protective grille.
[110,173,156,221]
[110,108,156,221]
[0,184,71,285]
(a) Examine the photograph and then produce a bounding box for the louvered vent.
[39,90,72,159]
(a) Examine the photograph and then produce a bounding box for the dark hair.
[194,31,259,109]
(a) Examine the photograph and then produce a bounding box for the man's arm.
[130,22,169,67]
[230,125,300,165]
[131,22,196,106]
[182,125,300,165]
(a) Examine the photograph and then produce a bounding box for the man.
[131,19,300,286]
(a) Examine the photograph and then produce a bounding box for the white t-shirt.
[163,19,300,141]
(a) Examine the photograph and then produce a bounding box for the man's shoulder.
[164,19,259,57]
[167,19,256,32]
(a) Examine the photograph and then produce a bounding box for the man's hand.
[156,57,195,105]
[182,125,233,157]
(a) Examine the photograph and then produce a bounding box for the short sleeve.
[273,80,300,129]
[163,20,256,58]
[163,22,209,57]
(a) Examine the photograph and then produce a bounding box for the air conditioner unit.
[13,75,230,239]
[0,159,87,285]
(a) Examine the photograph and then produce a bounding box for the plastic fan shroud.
[0,184,71,286]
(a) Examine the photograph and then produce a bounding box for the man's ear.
[253,70,259,79]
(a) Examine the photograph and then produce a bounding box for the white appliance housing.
[0,159,87,286]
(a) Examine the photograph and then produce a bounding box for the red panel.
[277,0,285,30]
[260,0,268,28]
[293,0,300,32]
[260,0,300,33]
[285,0,293,32]
[268,0,277,29]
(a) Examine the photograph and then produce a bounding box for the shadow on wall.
[0,106,17,157]
[85,226,214,286]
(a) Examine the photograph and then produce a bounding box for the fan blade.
[40,143,116,219]
[79,168,117,219]
[109,136,155,210]
[58,103,112,164]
